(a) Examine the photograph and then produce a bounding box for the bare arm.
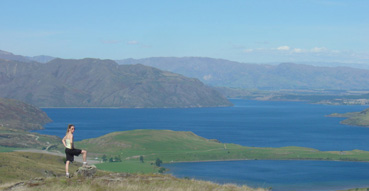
[62,135,67,148]
[71,134,74,149]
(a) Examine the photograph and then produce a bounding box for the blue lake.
[164,160,369,191]
[36,99,369,190]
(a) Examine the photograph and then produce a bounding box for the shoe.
[66,174,70,178]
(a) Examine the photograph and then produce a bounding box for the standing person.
[62,124,87,178]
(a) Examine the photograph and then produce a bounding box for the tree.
[114,155,122,162]
[155,158,162,167]
[102,154,107,162]
[139,155,144,163]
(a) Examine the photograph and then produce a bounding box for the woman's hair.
[66,124,74,134]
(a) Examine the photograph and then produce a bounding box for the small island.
[328,108,369,127]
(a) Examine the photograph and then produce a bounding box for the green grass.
[0,152,80,183]
[95,160,158,173]
[76,129,369,165]
[0,146,21,152]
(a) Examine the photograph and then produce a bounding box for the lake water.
[164,160,369,191]
[36,100,369,190]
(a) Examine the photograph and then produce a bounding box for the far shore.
[166,158,369,164]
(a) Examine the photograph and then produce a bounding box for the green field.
[95,160,159,173]
[75,129,369,164]
[0,146,21,152]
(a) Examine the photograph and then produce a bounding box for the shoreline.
[166,158,369,164]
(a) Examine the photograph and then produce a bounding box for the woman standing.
[62,124,87,178]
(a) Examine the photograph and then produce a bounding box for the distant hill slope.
[0,98,60,149]
[0,98,51,130]
[117,57,369,90]
[0,58,231,108]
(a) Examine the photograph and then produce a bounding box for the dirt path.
[15,149,100,164]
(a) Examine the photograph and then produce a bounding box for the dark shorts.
[65,148,82,162]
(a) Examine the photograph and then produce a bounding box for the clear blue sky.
[1,0,368,63]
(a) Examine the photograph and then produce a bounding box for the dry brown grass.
[2,173,268,191]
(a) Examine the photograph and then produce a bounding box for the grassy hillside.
[76,129,369,164]
[0,152,266,191]
[0,152,80,183]
[0,97,51,130]
[329,108,369,127]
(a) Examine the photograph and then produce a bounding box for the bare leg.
[65,160,70,174]
[82,150,87,163]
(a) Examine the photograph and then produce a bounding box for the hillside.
[0,97,60,149]
[0,97,51,130]
[0,58,231,108]
[0,152,79,183]
[329,108,369,127]
[117,57,369,90]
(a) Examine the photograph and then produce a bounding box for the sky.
[1,0,368,64]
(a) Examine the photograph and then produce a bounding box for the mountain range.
[117,57,369,90]
[2,49,369,91]
[0,58,231,108]
[0,50,55,63]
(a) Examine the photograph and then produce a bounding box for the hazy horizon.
[1,0,368,65]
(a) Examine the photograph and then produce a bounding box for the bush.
[158,167,166,173]
[155,158,162,167]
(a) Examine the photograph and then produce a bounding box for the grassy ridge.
[76,129,369,164]
[0,152,79,183]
